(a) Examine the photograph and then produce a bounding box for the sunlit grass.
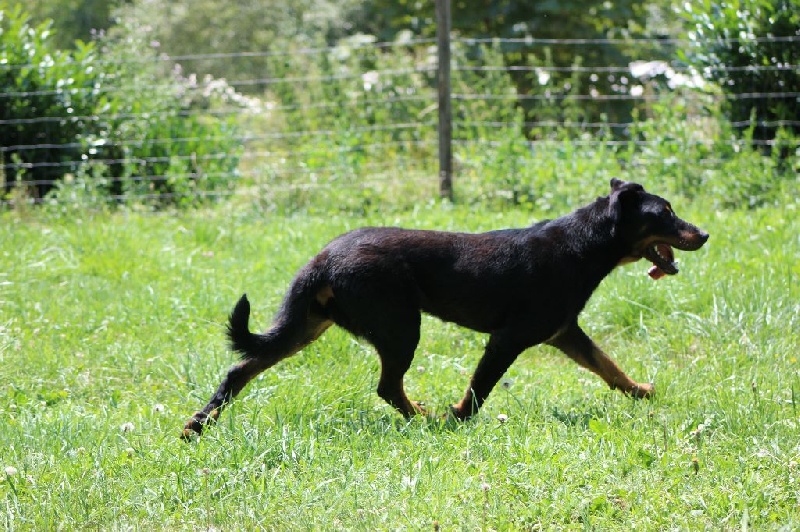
[1,195,798,529]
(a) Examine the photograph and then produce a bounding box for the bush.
[0,4,243,205]
[0,5,99,197]
[83,21,244,206]
[678,0,800,144]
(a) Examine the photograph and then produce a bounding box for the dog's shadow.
[308,407,471,437]
[284,401,613,437]
[549,406,599,429]
[201,397,623,448]
[548,400,626,430]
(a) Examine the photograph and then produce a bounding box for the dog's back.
[314,204,620,334]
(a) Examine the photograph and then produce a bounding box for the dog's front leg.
[547,322,654,398]
[451,332,527,420]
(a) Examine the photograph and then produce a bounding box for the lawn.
[1,191,798,529]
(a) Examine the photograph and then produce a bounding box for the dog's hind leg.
[330,287,425,417]
[354,307,424,417]
[547,321,654,399]
[182,293,332,439]
[373,324,424,418]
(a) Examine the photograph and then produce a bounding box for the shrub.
[0,4,243,205]
[0,5,99,197]
[82,21,244,206]
[678,0,800,144]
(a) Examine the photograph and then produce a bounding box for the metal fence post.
[435,0,453,201]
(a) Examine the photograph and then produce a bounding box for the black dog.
[183,179,708,437]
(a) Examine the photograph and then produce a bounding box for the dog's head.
[608,178,709,279]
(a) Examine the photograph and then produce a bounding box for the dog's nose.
[698,231,709,244]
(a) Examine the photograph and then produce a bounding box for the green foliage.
[678,0,800,143]
[78,21,244,206]
[2,1,797,211]
[0,6,99,196]
[624,90,798,208]
[246,31,725,212]
[114,0,677,126]
[0,3,242,205]
[351,0,675,126]
[240,33,440,214]
[21,0,123,49]
[223,30,796,214]
[352,0,664,42]
[453,90,797,212]
[113,0,364,91]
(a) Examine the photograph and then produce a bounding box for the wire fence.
[1,32,798,207]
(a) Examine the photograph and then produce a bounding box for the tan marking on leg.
[315,285,334,306]
[549,326,654,400]
[586,344,654,398]
[308,319,333,342]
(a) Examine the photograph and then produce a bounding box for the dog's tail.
[226,294,261,358]
[226,269,325,361]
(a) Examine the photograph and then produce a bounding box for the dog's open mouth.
[645,243,678,280]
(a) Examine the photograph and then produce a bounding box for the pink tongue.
[648,265,666,280]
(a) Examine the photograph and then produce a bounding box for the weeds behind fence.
[1,3,798,211]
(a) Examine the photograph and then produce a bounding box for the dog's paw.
[180,409,219,441]
[181,426,200,441]
[410,400,428,416]
[446,403,474,421]
[181,419,203,441]
[631,383,655,399]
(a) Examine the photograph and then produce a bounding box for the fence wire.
[1,35,798,207]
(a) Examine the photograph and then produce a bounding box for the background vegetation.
[3,0,798,207]
[679,0,800,144]
[0,5,242,203]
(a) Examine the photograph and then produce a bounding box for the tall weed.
[241,35,796,214]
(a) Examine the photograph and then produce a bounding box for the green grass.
[1,192,799,529]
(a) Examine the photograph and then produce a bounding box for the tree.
[349,0,674,128]
[22,0,127,49]
[113,0,363,92]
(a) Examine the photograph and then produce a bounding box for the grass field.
[1,187,799,529]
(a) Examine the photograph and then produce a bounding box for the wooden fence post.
[435,0,453,201]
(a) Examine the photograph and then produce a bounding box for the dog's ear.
[610,178,625,191]
[609,178,642,193]
[608,180,644,232]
